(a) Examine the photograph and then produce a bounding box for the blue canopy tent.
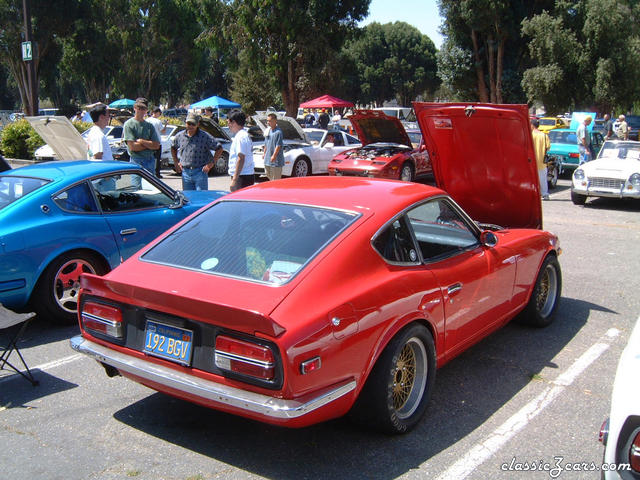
[190,95,241,119]
[108,98,135,108]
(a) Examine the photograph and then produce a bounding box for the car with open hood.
[252,114,360,177]
[571,139,640,205]
[70,103,561,433]
[328,109,431,182]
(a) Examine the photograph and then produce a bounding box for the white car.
[34,125,122,161]
[571,140,640,205]
[599,317,640,478]
[252,115,360,177]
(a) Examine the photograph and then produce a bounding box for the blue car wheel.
[33,251,108,324]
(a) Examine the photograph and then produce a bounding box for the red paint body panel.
[414,102,542,229]
[75,168,559,429]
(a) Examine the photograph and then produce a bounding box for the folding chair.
[0,304,38,386]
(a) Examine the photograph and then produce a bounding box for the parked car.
[162,108,188,118]
[114,118,231,176]
[328,110,431,182]
[599,317,640,478]
[538,116,567,133]
[0,161,226,323]
[571,140,640,205]
[547,128,604,172]
[252,115,360,177]
[34,126,124,162]
[70,102,560,433]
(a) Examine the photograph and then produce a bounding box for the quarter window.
[372,217,419,264]
[53,182,98,213]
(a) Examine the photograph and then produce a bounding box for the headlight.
[629,173,640,187]
[573,168,585,180]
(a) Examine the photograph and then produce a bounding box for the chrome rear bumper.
[70,335,355,419]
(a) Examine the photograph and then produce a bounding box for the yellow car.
[538,117,567,132]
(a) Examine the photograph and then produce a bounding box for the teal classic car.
[547,128,604,171]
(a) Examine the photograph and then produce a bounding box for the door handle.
[447,283,463,295]
[120,228,137,236]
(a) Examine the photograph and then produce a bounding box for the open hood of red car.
[348,110,412,148]
[414,103,542,229]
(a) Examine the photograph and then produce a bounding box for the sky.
[360,0,444,48]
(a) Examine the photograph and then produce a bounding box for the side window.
[372,217,419,264]
[91,173,175,212]
[53,182,98,213]
[406,199,479,261]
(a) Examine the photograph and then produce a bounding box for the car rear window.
[0,175,49,210]
[141,200,358,284]
[548,131,576,144]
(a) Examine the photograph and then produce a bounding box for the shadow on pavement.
[110,294,602,479]
[0,369,78,408]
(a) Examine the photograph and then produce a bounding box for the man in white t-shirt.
[146,107,166,177]
[227,110,254,192]
[87,104,113,161]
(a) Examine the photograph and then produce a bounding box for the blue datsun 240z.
[0,160,225,323]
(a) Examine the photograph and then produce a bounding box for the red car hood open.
[349,110,412,148]
[414,102,542,229]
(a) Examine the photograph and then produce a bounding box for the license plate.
[143,320,193,365]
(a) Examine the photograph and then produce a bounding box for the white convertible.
[252,115,360,177]
[599,317,640,478]
[571,140,640,205]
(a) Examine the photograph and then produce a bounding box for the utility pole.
[22,0,38,115]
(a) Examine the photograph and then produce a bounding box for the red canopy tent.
[299,94,354,109]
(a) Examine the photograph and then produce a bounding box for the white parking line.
[0,353,83,384]
[435,337,615,480]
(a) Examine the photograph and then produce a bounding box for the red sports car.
[71,103,561,434]
[328,109,432,182]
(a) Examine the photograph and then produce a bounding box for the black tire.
[517,255,562,328]
[571,190,587,205]
[400,162,415,182]
[33,251,108,324]
[291,157,311,177]
[547,166,558,189]
[350,323,436,434]
[211,151,229,176]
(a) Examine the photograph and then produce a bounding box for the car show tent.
[299,95,354,109]
[190,95,241,119]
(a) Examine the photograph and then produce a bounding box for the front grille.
[590,177,624,189]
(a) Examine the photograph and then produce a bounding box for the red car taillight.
[569,153,580,158]
[631,431,640,472]
[81,302,123,339]
[215,335,275,380]
[599,418,609,445]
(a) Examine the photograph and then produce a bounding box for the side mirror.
[170,190,187,209]
[480,231,498,247]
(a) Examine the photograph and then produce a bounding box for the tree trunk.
[496,35,506,104]
[281,58,299,117]
[487,35,496,103]
[471,30,489,103]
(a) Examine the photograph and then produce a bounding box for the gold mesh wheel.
[391,337,427,419]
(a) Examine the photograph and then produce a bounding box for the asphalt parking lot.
[1,175,639,480]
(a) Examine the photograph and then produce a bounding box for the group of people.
[303,109,332,129]
[84,98,286,193]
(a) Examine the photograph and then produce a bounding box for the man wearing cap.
[171,112,223,190]
[123,97,161,182]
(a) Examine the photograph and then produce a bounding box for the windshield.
[548,131,576,145]
[598,141,640,160]
[539,118,557,126]
[305,130,325,145]
[142,200,358,284]
[0,176,49,210]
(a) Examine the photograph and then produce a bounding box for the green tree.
[0,0,81,113]
[438,0,554,103]
[343,22,438,106]
[197,0,370,116]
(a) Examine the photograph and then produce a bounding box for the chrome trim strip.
[70,335,356,419]
[215,351,274,368]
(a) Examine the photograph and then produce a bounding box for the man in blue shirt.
[263,113,285,180]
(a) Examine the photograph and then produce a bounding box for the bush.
[0,119,43,159]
